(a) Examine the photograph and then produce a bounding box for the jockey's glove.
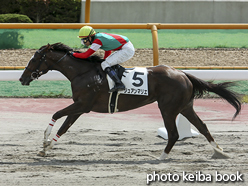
[68,51,74,55]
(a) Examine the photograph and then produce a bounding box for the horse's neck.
[50,53,96,81]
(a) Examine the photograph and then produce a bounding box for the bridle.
[25,47,67,80]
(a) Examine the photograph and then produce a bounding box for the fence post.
[151,25,159,66]
[85,0,91,23]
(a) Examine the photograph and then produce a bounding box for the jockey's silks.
[93,33,129,51]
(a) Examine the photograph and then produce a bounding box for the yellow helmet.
[78,26,96,38]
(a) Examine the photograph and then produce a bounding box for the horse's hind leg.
[181,104,225,154]
[159,111,179,160]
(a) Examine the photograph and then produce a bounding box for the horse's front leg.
[38,99,94,156]
[38,101,86,156]
[42,102,82,146]
[38,114,81,156]
[43,118,56,148]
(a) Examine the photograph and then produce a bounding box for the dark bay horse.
[19,43,241,159]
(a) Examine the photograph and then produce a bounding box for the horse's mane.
[50,42,74,52]
[40,42,104,63]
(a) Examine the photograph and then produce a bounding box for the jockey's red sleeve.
[73,48,95,59]
[104,51,111,59]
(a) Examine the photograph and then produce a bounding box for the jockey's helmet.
[78,26,96,38]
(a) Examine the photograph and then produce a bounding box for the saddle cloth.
[107,65,148,113]
[107,66,148,96]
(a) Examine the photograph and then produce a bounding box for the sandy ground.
[0,98,247,186]
[1,48,248,67]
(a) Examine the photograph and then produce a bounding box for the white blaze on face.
[29,55,34,62]
[26,55,34,68]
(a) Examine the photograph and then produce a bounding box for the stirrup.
[109,84,125,93]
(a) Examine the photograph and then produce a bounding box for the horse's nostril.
[19,78,23,82]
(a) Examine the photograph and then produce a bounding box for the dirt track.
[1,48,248,67]
[0,98,247,186]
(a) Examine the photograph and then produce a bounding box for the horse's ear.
[47,43,51,49]
[46,43,53,50]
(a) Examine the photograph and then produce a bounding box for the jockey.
[72,26,135,92]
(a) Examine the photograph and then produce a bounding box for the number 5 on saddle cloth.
[107,65,148,113]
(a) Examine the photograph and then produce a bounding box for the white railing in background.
[2,69,248,81]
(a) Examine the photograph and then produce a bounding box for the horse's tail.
[184,72,241,119]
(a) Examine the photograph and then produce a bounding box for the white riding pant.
[101,41,135,70]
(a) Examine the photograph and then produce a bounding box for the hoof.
[37,150,46,157]
[158,151,168,160]
[210,141,223,151]
[211,148,230,159]
[43,139,51,149]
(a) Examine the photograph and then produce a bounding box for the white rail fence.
[1,69,248,81]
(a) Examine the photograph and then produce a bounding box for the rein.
[25,44,103,82]
[25,48,67,80]
[56,53,67,63]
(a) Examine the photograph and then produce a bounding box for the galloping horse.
[19,43,241,160]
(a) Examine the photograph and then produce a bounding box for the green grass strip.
[1,29,248,49]
[0,81,72,98]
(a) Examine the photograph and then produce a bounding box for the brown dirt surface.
[1,48,248,67]
[0,98,247,186]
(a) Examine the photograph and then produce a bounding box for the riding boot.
[105,67,125,92]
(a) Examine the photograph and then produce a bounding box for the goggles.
[81,37,88,45]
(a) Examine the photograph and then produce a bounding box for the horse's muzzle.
[19,77,31,86]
